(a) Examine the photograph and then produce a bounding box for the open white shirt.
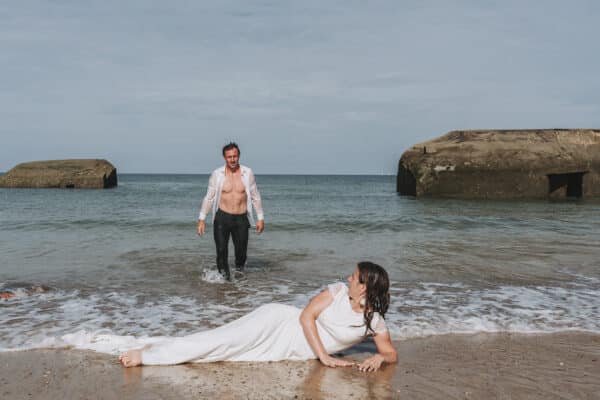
[198,164,264,226]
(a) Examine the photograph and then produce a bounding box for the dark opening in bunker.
[397,163,416,196]
[547,172,586,198]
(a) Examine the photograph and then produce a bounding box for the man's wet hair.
[222,142,240,156]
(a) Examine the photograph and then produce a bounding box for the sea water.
[1,174,599,353]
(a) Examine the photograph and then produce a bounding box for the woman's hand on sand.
[356,354,384,372]
[319,355,354,368]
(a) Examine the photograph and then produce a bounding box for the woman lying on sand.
[120,261,397,372]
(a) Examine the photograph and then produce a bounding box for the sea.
[1,174,599,354]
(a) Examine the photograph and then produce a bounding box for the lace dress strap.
[373,314,388,335]
[327,282,346,298]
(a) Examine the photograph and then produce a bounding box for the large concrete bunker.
[397,129,600,200]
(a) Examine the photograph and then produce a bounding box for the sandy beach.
[2,332,598,399]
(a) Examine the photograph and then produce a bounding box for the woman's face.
[347,267,366,299]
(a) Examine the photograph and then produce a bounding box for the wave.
[4,211,599,237]
[1,281,599,353]
[1,218,195,232]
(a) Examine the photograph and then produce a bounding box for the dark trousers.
[213,209,250,280]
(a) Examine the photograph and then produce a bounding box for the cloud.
[1,1,599,173]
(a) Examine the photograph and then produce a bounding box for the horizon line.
[117,172,396,176]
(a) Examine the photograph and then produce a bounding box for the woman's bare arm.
[299,289,354,368]
[356,330,397,372]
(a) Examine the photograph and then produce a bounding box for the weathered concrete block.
[0,159,117,189]
[397,129,600,199]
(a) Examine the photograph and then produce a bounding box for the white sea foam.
[201,268,227,283]
[0,289,247,352]
[1,282,599,353]
[43,330,166,354]
[384,283,600,339]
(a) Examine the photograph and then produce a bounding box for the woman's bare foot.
[119,349,143,367]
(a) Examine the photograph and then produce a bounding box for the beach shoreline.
[2,332,598,399]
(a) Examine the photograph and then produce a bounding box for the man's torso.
[218,169,247,215]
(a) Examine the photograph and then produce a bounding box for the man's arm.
[197,220,206,236]
[197,172,217,236]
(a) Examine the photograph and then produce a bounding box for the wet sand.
[1,332,599,399]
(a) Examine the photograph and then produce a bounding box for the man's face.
[223,148,240,170]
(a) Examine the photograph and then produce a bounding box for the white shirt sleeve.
[247,169,264,221]
[198,171,217,220]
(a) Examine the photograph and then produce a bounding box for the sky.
[2,1,599,174]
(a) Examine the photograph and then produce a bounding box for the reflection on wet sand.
[300,359,398,399]
[3,333,599,400]
[127,351,398,399]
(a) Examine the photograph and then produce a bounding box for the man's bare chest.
[221,174,245,194]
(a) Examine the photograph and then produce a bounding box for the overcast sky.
[2,1,599,174]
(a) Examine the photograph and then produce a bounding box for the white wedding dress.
[140,283,387,365]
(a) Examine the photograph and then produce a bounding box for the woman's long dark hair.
[358,261,390,336]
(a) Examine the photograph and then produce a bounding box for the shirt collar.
[219,165,246,175]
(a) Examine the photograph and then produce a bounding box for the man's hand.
[197,220,206,236]
[256,220,264,234]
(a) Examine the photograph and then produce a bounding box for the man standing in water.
[197,142,264,280]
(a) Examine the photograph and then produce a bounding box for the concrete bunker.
[0,159,118,189]
[397,129,600,200]
[548,172,587,199]
[396,162,416,196]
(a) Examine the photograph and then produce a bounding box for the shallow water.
[1,174,599,352]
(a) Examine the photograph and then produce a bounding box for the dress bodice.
[316,282,387,353]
